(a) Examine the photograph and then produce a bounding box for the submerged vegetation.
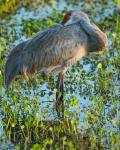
[0,0,120,149]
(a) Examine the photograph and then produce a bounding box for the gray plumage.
[5,10,108,87]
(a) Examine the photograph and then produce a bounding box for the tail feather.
[5,41,28,87]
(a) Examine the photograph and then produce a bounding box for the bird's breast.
[62,43,88,66]
[75,48,88,60]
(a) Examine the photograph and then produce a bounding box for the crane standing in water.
[5,10,108,117]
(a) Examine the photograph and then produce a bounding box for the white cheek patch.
[64,18,74,26]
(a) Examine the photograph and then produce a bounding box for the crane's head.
[62,10,108,52]
[62,10,90,25]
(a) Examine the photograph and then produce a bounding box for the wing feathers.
[5,23,89,87]
[5,41,28,87]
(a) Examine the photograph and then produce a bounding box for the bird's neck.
[79,20,108,52]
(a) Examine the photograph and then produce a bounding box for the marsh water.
[0,0,120,149]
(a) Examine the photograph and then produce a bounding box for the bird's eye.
[62,12,71,24]
[64,14,71,20]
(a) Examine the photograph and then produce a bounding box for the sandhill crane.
[5,10,108,117]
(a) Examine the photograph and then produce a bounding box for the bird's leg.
[56,72,64,119]
[60,73,64,119]
[56,74,61,100]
